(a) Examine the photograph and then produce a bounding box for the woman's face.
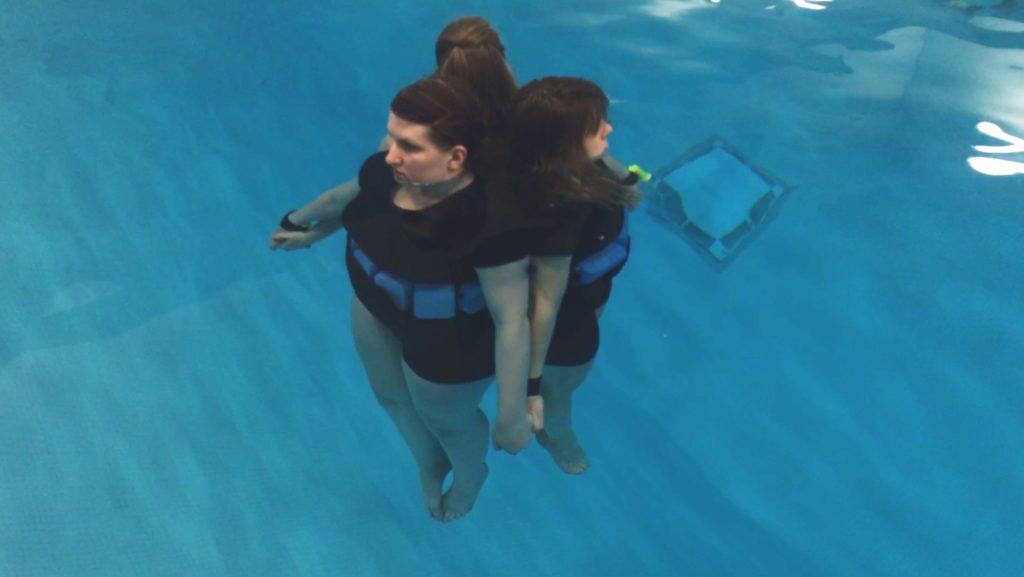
[384,112,466,186]
[583,119,613,160]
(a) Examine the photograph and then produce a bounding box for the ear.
[448,145,468,171]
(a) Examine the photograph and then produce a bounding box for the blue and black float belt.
[570,214,630,285]
[349,216,630,320]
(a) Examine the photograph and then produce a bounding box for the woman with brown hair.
[267,19,530,521]
[271,17,515,250]
[271,75,533,522]
[509,77,641,475]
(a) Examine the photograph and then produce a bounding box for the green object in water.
[627,164,652,182]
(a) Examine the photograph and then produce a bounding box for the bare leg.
[350,298,450,520]
[537,360,593,474]
[537,305,604,474]
[403,365,491,522]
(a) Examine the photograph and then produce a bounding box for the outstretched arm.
[269,178,360,250]
[268,216,345,251]
[599,152,631,180]
[599,152,645,192]
[476,256,533,454]
[291,178,361,225]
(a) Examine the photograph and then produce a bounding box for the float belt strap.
[349,238,486,319]
[572,214,630,286]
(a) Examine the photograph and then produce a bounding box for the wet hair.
[509,77,640,209]
[390,75,487,173]
[434,17,517,131]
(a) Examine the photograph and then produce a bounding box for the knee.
[418,410,481,441]
[371,388,414,412]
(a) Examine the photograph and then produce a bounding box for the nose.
[605,122,613,137]
[385,143,401,166]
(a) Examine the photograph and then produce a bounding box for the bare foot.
[441,463,489,522]
[537,429,589,475]
[420,459,452,521]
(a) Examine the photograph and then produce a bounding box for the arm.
[269,178,360,250]
[600,152,646,191]
[289,177,360,226]
[527,255,572,380]
[268,216,345,251]
[476,256,533,454]
[599,152,631,180]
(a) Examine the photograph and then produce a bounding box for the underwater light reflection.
[967,157,1024,175]
[969,121,1024,176]
[640,0,716,19]
[793,0,833,10]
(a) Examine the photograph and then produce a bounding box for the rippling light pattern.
[793,0,833,9]
[640,0,712,19]
[969,121,1024,176]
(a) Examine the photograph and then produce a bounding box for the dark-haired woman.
[271,17,516,252]
[268,18,531,520]
[270,76,533,522]
[509,77,641,475]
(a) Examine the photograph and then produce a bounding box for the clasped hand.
[492,396,544,455]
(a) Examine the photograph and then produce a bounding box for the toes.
[538,433,589,474]
[439,465,488,521]
[420,461,452,521]
[440,497,471,522]
[567,461,589,475]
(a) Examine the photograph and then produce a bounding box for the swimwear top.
[526,169,630,312]
[342,152,531,384]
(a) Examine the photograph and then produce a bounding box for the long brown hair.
[390,75,486,173]
[434,17,517,131]
[510,77,640,209]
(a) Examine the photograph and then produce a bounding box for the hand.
[268,228,317,251]
[527,396,544,432]
[492,412,532,455]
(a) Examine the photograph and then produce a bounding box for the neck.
[405,171,472,197]
[396,171,474,210]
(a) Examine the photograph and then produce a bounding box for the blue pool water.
[2,1,1022,575]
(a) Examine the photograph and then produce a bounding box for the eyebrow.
[386,131,423,150]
